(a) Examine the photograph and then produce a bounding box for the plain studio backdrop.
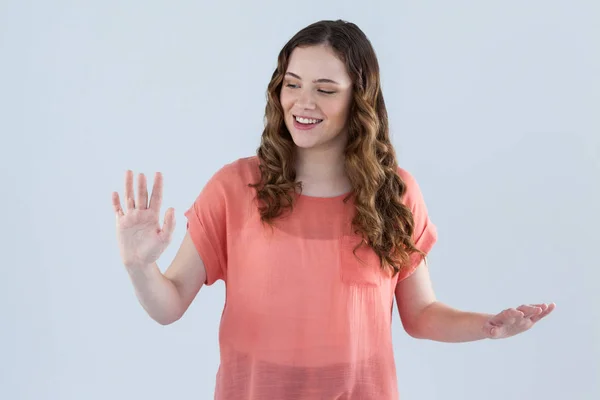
[1,1,598,399]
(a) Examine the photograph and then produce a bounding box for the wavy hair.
[249,20,426,277]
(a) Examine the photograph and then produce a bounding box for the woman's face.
[280,44,353,153]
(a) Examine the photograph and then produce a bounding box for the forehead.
[286,45,351,84]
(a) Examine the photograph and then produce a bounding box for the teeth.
[295,116,321,124]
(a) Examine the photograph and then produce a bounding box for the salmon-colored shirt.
[184,156,437,399]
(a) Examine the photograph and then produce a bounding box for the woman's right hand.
[112,170,176,269]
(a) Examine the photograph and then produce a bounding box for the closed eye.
[285,83,335,95]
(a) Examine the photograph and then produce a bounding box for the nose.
[295,88,316,110]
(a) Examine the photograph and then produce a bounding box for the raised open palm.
[112,170,176,268]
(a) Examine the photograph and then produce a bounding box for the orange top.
[184,156,437,399]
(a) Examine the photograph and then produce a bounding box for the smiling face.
[280,44,353,154]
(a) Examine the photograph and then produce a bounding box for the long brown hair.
[249,19,426,277]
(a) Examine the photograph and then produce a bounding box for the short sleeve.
[184,168,229,286]
[396,168,438,282]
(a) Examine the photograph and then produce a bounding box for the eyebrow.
[285,72,340,85]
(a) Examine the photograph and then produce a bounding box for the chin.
[289,132,319,149]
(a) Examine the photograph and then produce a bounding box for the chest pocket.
[338,234,383,287]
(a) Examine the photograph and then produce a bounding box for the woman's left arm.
[395,259,555,342]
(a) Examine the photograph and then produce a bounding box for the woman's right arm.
[125,231,207,325]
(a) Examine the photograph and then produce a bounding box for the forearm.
[126,262,184,325]
[411,301,493,342]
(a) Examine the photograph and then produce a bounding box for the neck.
[294,147,351,197]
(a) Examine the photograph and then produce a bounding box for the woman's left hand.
[484,303,556,339]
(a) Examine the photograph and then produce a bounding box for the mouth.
[293,115,324,126]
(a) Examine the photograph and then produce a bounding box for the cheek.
[279,90,294,112]
[327,101,351,123]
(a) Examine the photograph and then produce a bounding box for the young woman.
[112,19,555,400]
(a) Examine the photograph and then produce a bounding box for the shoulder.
[396,166,421,193]
[396,166,416,184]
[206,155,259,186]
[212,155,260,182]
[198,155,260,201]
[395,166,429,207]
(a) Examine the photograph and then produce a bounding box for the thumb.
[160,208,176,239]
[489,326,501,339]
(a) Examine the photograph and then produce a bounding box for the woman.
[112,19,555,400]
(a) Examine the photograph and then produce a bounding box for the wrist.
[125,262,157,280]
[480,313,497,340]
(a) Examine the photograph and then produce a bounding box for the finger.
[159,208,176,239]
[137,173,148,210]
[533,303,548,313]
[149,172,163,212]
[542,303,556,317]
[125,170,136,211]
[517,304,543,318]
[531,303,555,323]
[529,303,549,316]
[112,192,125,217]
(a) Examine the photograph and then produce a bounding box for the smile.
[294,115,323,125]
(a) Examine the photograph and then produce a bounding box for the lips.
[292,115,322,130]
[293,115,323,123]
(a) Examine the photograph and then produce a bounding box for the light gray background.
[2,1,598,399]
